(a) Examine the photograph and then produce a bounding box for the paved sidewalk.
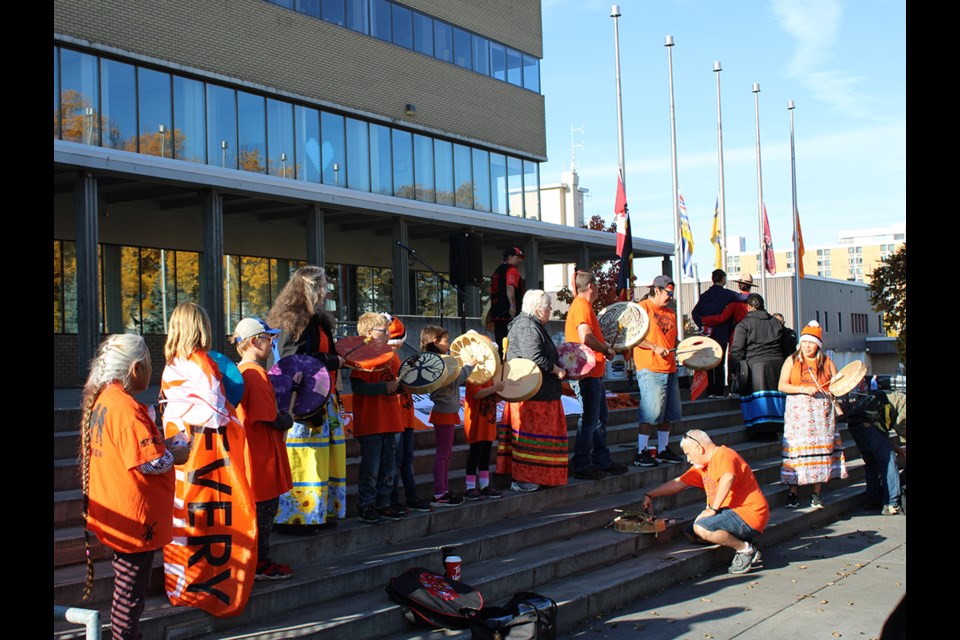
[566,506,906,640]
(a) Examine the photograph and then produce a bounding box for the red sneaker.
[256,561,294,581]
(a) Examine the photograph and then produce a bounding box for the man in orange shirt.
[633,275,683,467]
[564,270,629,479]
[641,429,769,575]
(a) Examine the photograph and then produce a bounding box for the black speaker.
[449,232,484,287]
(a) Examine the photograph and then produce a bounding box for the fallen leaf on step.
[700,598,712,603]
[832,632,841,637]
[848,602,855,606]
[821,600,829,604]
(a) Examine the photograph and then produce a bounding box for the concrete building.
[726,222,905,284]
[53,0,673,385]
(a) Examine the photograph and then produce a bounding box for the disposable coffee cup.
[444,555,462,581]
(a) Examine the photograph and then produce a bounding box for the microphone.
[396,241,416,254]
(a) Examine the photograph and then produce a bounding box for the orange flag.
[793,210,806,278]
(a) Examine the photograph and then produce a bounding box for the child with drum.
[350,312,407,524]
[463,377,506,500]
[232,317,295,580]
[420,326,476,507]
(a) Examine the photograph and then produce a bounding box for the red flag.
[793,210,805,278]
[690,369,709,401]
[614,174,633,300]
[762,203,776,276]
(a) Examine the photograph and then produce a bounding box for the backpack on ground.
[386,566,484,630]
[467,591,558,640]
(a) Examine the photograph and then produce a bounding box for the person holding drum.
[633,275,685,467]
[727,294,787,442]
[778,321,848,509]
[503,289,569,492]
[489,247,526,358]
[266,265,347,531]
[691,269,745,398]
[564,270,629,480]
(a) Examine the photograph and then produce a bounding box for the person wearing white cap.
[778,321,848,509]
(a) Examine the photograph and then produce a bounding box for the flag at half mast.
[793,209,806,278]
[762,202,776,276]
[679,191,695,278]
[710,196,723,269]
[614,172,633,301]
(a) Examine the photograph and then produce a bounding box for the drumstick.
[288,371,303,415]
[807,366,843,415]
[501,338,508,382]
[610,322,623,352]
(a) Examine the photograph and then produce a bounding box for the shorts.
[695,508,760,541]
[636,370,682,425]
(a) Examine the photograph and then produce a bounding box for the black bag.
[468,592,558,640]
[730,360,749,394]
[386,567,484,630]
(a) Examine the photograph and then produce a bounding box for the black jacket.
[505,312,561,401]
[729,310,785,372]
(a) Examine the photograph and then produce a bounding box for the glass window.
[59,48,100,145]
[100,59,136,151]
[472,35,490,76]
[345,117,370,191]
[139,248,167,333]
[295,105,321,182]
[369,123,392,195]
[241,256,273,319]
[296,0,320,19]
[345,0,369,33]
[506,47,522,86]
[173,76,206,163]
[472,148,491,212]
[207,84,237,169]
[54,241,64,332]
[61,241,78,333]
[321,0,345,26]
[454,143,473,209]
[413,134,434,202]
[523,160,540,219]
[507,156,523,217]
[393,129,414,199]
[523,54,540,92]
[120,246,141,332]
[238,91,266,173]
[490,153,507,215]
[370,0,391,42]
[321,111,345,186]
[175,250,201,306]
[138,67,173,158]
[356,266,392,315]
[392,3,413,50]
[268,0,294,7]
[54,47,60,139]
[453,27,472,69]
[413,12,433,56]
[435,139,454,206]
[414,271,457,317]
[434,21,453,63]
[267,98,295,178]
[224,255,242,334]
[490,42,506,81]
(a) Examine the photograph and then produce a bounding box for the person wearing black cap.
[489,247,526,357]
[691,269,743,397]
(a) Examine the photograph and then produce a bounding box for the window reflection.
[523,160,540,220]
[321,0,345,26]
[345,117,370,191]
[54,47,60,139]
[100,59,136,151]
[238,91,266,173]
[59,48,100,145]
[472,35,489,76]
[355,265,392,315]
[295,105,321,182]
[506,48,522,86]
[321,111,345,186]
[490,43,506,81]
[392,3,412,49]
[472,148,491,212]
[297,0,320,19]
[173,76,206,163]
[345,0,369,33]
[413,134,435,203]
[453,27,471,69]
[490,153,507,215]
[434,140,454,206]
[207,84,237,169]
[523,54,540,93]
[507,156,524,217]
[434,21,452,63]
[267,98,295,178]
[393,129,413,199]
[370,0,391,42]
[413,12,433,56]
[414,271,457,317]
[370,123,392,195]
[454,144,473,209]
[139,68,173,157]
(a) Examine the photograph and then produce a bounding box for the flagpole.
[788,100,801,331]
[752,82,766,296]
[666,35,684,340]
[611,5,626,190]
[714,61,727,269]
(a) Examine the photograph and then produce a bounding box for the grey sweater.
[428,363,474,414]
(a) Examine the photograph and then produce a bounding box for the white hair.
[521,289,551,316]
[84,334,150,393]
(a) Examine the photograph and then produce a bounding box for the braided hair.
[78,334,150,600]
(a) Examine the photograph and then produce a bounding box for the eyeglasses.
[372,327,389,334]
[256,333,276,342]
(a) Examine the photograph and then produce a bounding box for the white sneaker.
[510,481,540,492]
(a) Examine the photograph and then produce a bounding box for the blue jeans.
[357,432,397,509]
[570,377,613,471]
[848,423,900,506]
[636,370,682,425]
[695,508,760,542]
[390,428,417,505]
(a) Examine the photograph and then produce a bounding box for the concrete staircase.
[53,381,873,639]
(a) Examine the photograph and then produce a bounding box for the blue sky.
[538,0,905,283]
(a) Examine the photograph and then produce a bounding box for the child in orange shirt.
[463,378,506,500]
[233,317,295,581]
[350,312,406,524]
[80,334,189,640]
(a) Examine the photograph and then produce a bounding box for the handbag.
[468,592,558,640]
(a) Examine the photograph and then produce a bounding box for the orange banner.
[690,370,709,401]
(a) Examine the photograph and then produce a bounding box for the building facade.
[54,0,672,384]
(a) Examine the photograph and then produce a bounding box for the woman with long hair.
[267,265,346,530]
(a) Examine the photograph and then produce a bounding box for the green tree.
[868,243,906,367]
[553,215,622,319]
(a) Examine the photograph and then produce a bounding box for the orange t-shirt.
[86,382,174,553]
[350,352,405,437]
[788,355,835,392]
[680,445,769,533]
[632,298,677,373]
[564,296,606,378]
[464,381,498,443]
[236,362,294,502]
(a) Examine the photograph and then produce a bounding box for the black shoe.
[603,462,630,476]
[405,497,433,512]
[573,466,607,480]
[658,447,684,464]
[358,505,381,524]
[378,506,406,521]
[784,493,800,509]
[634,450,659,467]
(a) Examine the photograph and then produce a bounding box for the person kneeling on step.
[641,429,769,575]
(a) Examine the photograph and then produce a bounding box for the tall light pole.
[788,100,802,332]
[753,83,767,297]
[611,5,626,188]
[714,61,727,271]
[666,35,683,338]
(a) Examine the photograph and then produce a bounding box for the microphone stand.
[395,241,467,335]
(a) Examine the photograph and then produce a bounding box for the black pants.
[256,497,280,563]
[110,548,156,640]
[494,320,510,359]
[708,341,728,396]
[466,441,493,475]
